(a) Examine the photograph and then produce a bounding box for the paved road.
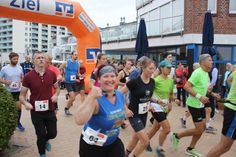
[6,90,236,157]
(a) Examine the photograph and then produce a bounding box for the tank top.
[120,70,129,83]
[82,91,125,146]
[65,59,79,83]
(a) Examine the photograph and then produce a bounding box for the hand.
[90,86,102,99]
[212,93,221,100]
[51,95,58,103]
[199,96,209,104]
[148,105,155,112]
[125,108,134,118]
[25,102,33,110]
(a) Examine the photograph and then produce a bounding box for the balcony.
[101,15,184,43]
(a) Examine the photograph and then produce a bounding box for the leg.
[206,135,234,157]
[107,138,125,157]
[158,120,170,146]
[182,88,186,107]
[188,120,206,148]
[45,112,57,141]
[126,133,139,153]
[31,112,47,155]
[132,130,149,156]
[147,120,161,139]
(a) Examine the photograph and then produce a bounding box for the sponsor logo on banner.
[86,48,101,64]
[78,12,95,32]
[0,0,74,18]
[55,1,74,18]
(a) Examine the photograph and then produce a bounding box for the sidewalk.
[4,90,236,157]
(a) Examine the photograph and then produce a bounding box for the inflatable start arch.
[0,0,100,91]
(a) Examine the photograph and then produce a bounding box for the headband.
[99,65,117,77]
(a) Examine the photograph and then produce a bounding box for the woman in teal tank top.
[75,65,126,157]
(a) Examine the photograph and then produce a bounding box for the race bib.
[138,102,149,114]
[150,102,163,112]
[82,127,108,146]
[9,81,21,89]
[35,100,49,112]
[70,75,76,81]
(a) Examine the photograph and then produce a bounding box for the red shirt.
[77,66,86,84]
[23,69,57,111]
[175,68,188,88]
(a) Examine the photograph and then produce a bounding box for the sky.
[76,0,137,28]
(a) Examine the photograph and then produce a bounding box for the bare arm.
[75,86,101,125]
[120,85,129,94]
[0,77,11,85]
[19,86,33,110]
[59,62,66,71]
[117,71,125,86]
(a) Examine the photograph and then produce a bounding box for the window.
[229,0,236,13]
[208,0,217,14]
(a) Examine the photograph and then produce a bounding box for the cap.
[137,56,148,62]
[159,60,172,68]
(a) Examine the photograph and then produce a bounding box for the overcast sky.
[76,0,136,28]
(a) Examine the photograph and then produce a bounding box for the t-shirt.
[225,71,236,111]
[22,69,57,111]
[20,61,34,75]
[0,64,23,92]
[175,68,188,88]
[186,67,210,108]
[153,75,174,99]
[126,76,154,116]
[77,67,86,84]
[65,59,79,83]
[82,91,125,146]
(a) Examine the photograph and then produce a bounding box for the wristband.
[195,93,201,99]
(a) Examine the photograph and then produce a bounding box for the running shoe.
[17,122,25,132]
[146,144,153,152]
[46,141,51,152]
[64,108,72,116]
[185,148,203,157]
[180,118,186,128]
[40,154,46,157]
[156,147,165,157]
[205,126,217,133]
[171,133,179,149]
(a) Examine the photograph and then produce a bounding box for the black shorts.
[65,83,79,93]
[222,107,236,140]
[204,94,214,108]
[128,114,147,132]
[11,92,20,101]
[79,135,125,157]
[152,112,167,123]
[77,83,85,91]
[188,106,206,122]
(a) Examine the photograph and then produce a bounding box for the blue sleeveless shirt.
[65,59,79,83]
[82,90,125,146]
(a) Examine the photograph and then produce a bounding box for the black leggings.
[177,87,186,107]
[79,135,125,157]
[31,111,57,155]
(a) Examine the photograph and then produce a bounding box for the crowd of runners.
[0,51,235,157]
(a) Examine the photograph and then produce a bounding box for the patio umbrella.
[201,11,216,57]
[135,19,149,60]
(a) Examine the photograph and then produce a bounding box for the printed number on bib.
[10,81,20,89]
[35,100,49,112]
[138,102,149,114]
[82,127,108,146]
[70,75,76,81]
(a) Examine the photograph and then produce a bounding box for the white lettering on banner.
[0,0,74,18]
[78,12,95,32]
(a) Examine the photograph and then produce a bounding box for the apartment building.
[0,18,71,63]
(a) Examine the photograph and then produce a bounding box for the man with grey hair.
[171,54,214,157]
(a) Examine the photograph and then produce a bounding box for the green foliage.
[0,84,17,152]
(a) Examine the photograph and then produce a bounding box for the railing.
[101,15,184,43]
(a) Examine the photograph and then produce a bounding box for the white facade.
[0,18,71,55]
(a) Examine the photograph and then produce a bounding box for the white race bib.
[138,102,149,114]
[70,75,76,81]
[35,100,49,112]
[82,127,108,146]
[150,102,163,112]
[9,81,21,89]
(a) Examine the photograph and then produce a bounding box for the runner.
[19,51,60,157]
[59,51,80,115]
[75,64,126,157]
[76,59,86,103]
[121,57,156,157]
[0,52,25,131]
[206,67,236,157]
[171,54,213,157]
[20,54,34,75]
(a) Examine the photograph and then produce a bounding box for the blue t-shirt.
[20,61,34,75]
[83,90,125,146]
[0,64,23,92]
[65,59,79,83]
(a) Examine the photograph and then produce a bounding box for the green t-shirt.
[153,75,174,99]
[186,67,209,108]
[225,71,236,111]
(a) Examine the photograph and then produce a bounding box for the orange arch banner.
[0,0,100,91]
